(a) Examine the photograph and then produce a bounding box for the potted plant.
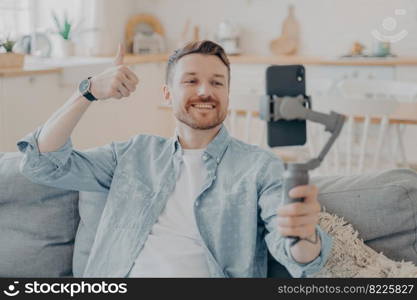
[52,11,76,57]
[0,37,24,69]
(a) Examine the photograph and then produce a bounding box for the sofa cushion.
[313,168,417,264]
[0,152,79,277]
[73,191,107,277]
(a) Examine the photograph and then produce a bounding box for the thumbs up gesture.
[89,43,140,100]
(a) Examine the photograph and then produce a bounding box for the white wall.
[134,0,417,57]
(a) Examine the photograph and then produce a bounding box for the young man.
[17,40,332,278]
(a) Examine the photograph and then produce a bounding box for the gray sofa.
[1,152,417,277]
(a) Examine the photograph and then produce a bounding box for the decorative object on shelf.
[0,37,15,53]
[341,41,395,58]
[50,10,95,57]
[373,41,391,57]
[350,42,365,56]
[14,33,52,57]
[125,14,165,54]
[270,5,300,56]
[215,20,241,55]
[51,11,76,57]
[133,26,165,55]
[0,37,24,68]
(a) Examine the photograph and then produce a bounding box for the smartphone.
[265,65,307,147]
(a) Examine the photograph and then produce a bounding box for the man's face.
[164,54,229,130]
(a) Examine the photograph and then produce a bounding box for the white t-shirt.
[128,148,211,277]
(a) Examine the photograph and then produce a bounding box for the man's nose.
[197,83,213,97]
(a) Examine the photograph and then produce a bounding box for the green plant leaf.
[0,38,16,52]
[51,10,73,40]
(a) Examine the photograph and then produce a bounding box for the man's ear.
[162,85,172,106]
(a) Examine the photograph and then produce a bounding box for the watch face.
[79,79,90,94]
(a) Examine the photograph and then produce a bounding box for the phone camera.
[296,67,304,82]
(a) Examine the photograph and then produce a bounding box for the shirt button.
[203,154,208,160]
[216,158,220,163]
[195,201,199,207]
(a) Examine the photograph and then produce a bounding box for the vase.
[56,39,75,57]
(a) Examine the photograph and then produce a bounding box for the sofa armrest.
[0,152,79,277]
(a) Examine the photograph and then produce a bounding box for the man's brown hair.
[165,40,230,85]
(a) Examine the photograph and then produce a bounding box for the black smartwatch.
[79,77,97,101]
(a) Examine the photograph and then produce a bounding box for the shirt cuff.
[283,225,333,277]
[17,126,73,168]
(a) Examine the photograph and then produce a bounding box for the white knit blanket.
[312,211,417,277]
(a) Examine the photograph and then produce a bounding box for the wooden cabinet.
[395,66,417,83]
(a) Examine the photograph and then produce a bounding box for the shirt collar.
[170,124,231,164]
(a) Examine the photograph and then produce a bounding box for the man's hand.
[90,43,140,100]
[277,184,321,263]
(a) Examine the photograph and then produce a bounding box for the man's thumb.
[114,43,125,66]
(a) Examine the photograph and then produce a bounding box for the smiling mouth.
[190,103,216,109]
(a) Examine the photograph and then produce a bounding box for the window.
[0,0,84,40]
[35,0,83,33]
[0,0,33,39]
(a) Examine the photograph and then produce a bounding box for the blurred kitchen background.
[2,0,417,176]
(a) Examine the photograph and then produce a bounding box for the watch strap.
[83,77,97,101]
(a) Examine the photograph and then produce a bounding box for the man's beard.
[174,100,227,130]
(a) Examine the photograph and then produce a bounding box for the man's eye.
[184,80,196,84]
[214,81,223,86]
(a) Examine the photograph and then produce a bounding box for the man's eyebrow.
[182,72,197,76]
[181,72,226,79]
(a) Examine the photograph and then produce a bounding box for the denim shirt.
[17,125,332,278]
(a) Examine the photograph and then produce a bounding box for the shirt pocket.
[107,170,155,228]
[221,183,258,223]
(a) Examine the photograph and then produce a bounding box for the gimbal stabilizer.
[260,94,345,245]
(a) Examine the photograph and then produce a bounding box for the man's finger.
[277,214,318,228]
[288,185,318,202]
[120,66,139,84]
[277,202,320,217]
[277,225,316,239]
[114,43,125,66]
[118,71,137,93]
[122,79,137,93]
[117,83,130,97]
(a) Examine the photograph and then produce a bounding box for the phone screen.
[265,65,307,147]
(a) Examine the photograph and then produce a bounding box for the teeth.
[192,103,214,109]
